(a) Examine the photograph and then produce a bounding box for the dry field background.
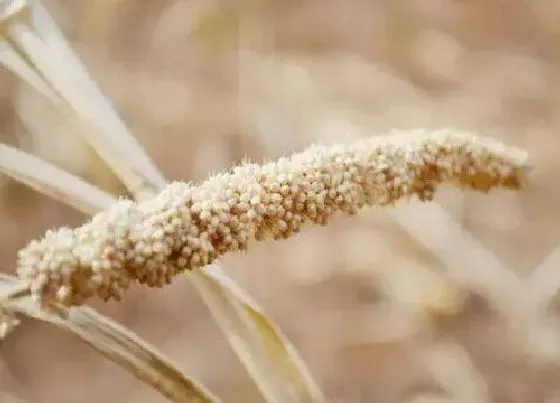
[1,0,560,402]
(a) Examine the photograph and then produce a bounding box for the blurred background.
[2,0,560,402]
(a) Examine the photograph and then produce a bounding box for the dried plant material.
[0,0,26,24]
[11,88,103,182]
[0,40,60,102]
[0,277,27,339]
[1,3,327,399]
[391,195,560,363]
[505,248,560,362]
[0,147,221,402]
[0,143,115,215]
[0,274,220,403]
[0,0,165,198]
[4,103,326,399]
[0,2,535,402]
[2,4,327,399]
[417,339,490,403]
[0,1,62,103]
[508,314,560,362]
[15,130,527,307]
[0,309,19,339]
[526,246,560,313]
[378,259,466,316]
[193,265,325,403]
[392,201,524,316]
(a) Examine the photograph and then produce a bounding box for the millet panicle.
[16,130,528,307]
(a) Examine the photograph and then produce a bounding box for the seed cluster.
[16,130,527,307]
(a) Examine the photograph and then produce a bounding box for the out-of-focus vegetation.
[1,0,560,402]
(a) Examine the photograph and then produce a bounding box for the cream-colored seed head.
[16,130,528,307]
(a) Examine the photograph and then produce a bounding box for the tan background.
[1,0,560,402]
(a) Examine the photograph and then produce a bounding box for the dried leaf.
[0,0,26,24]
[0,143,114,215]
[0,38,60,102]
[0,274,221,403]
[192,266,326,403]
[1,0,165,198]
